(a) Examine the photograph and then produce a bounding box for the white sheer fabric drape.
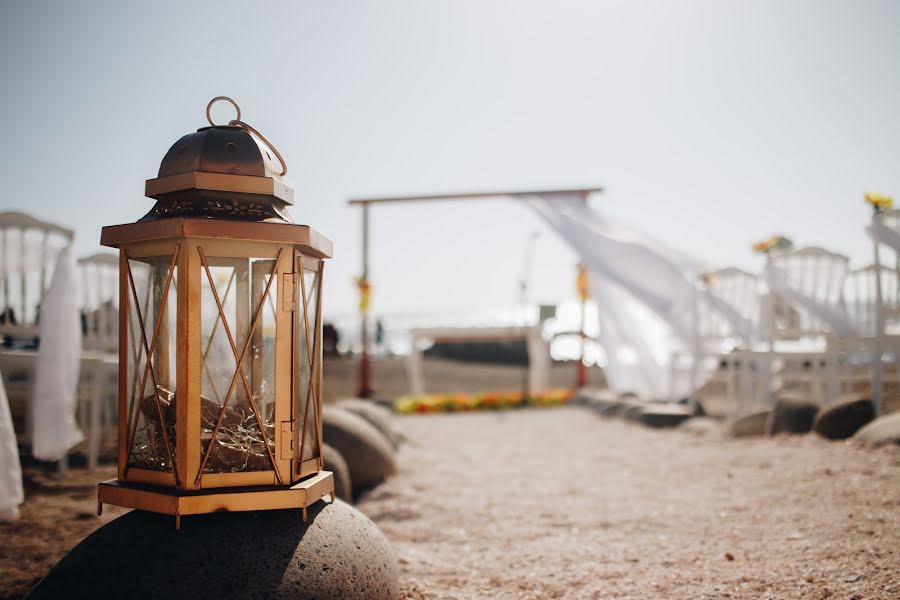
[526,193,754,399]
[30,245,84,460]
[0,371,23,521]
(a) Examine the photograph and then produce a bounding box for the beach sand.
[2,358,898,599]
[361,409,900,599]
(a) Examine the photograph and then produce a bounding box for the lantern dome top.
[141,97,294,224]
[158,125,284,180]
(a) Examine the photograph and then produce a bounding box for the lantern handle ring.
[206,96,241,126]
[205,96,288,177]
[229,119,288,177]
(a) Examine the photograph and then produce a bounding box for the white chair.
[832,264,900,406]
[869,207,900,415]
[668,267,761,415]
[76,252,120,470]
[761,246,852,407]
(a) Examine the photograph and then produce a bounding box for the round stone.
[322,406,396,494]
[728,410,771,437]
[337,398,401,449]
[852,410,900,447]
[27,501,399,600]
[637,404,693,428]
[812,395,875,440]
[322,443,353,501]
[767,393,818,435]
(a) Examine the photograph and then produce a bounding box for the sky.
[1,0,898,323]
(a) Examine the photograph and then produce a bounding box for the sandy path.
[357,408,900,599]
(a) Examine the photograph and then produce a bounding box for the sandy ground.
[3,358,899,599]
[358,409,900,600]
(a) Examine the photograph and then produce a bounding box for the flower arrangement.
[752,235,793,254]
[865,191,894,214]
[394,388,575,414]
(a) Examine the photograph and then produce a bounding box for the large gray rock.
[728,410,771,437]
[637,404,694,429]
[322,443,352,501]
[323,406,396,493]
[27,501,399,600]
[852,410,900,447]
[812,395,876,440]
[767,393,818,435]
[337,398,401,449]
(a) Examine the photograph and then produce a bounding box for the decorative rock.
[766,393,818,435]
[679,417,723,436]
[637,404,694,428]
[622,401,647,421]
[812,395,876,440]
[323,406,396,493]
[677,396,707,417]
[852,410,900,447]
[337,398,401,449]
[322,443,352,501]
[585,391,619,415]
[728,411,771,437]
[27,501,399,600]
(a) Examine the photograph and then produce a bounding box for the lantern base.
[97,471,334,530]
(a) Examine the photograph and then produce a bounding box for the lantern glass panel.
[199,256,278,473]
[125,254,178,473]
[295,256,322,463]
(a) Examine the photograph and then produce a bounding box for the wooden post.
[358,203,373,398]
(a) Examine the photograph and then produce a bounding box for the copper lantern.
[97,98,334,528]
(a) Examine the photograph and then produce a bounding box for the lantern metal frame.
[96,218,333,528]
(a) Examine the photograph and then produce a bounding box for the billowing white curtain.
[30,245,83,461]
[527,193,753,399]
[0,371,23,521]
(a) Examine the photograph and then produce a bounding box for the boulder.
[637,404,694,429]
[677,396,707,417]
[766,393,818,435]
[337,398,401,449]
[322,443,353,501]
[622,400,647,421]
[728,411,771,437]
[852,410,900,447]
[812,395,876,440]
[323,406,396,493]
[679,417,723,436]
[585,392,620,415]
[27,501,399,600]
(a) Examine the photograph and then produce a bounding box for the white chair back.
[78,252,119,353]
[767,246,850,339]
[700,267,760,345]
[0,212,74,344]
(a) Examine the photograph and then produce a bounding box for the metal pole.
[357,204,373,398]
[872,231,884,416]
[577,296,587,388]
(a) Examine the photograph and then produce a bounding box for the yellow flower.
[865,191,894,213]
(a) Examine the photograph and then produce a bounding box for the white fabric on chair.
[30,245,84,461]
[0,371,23,521]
